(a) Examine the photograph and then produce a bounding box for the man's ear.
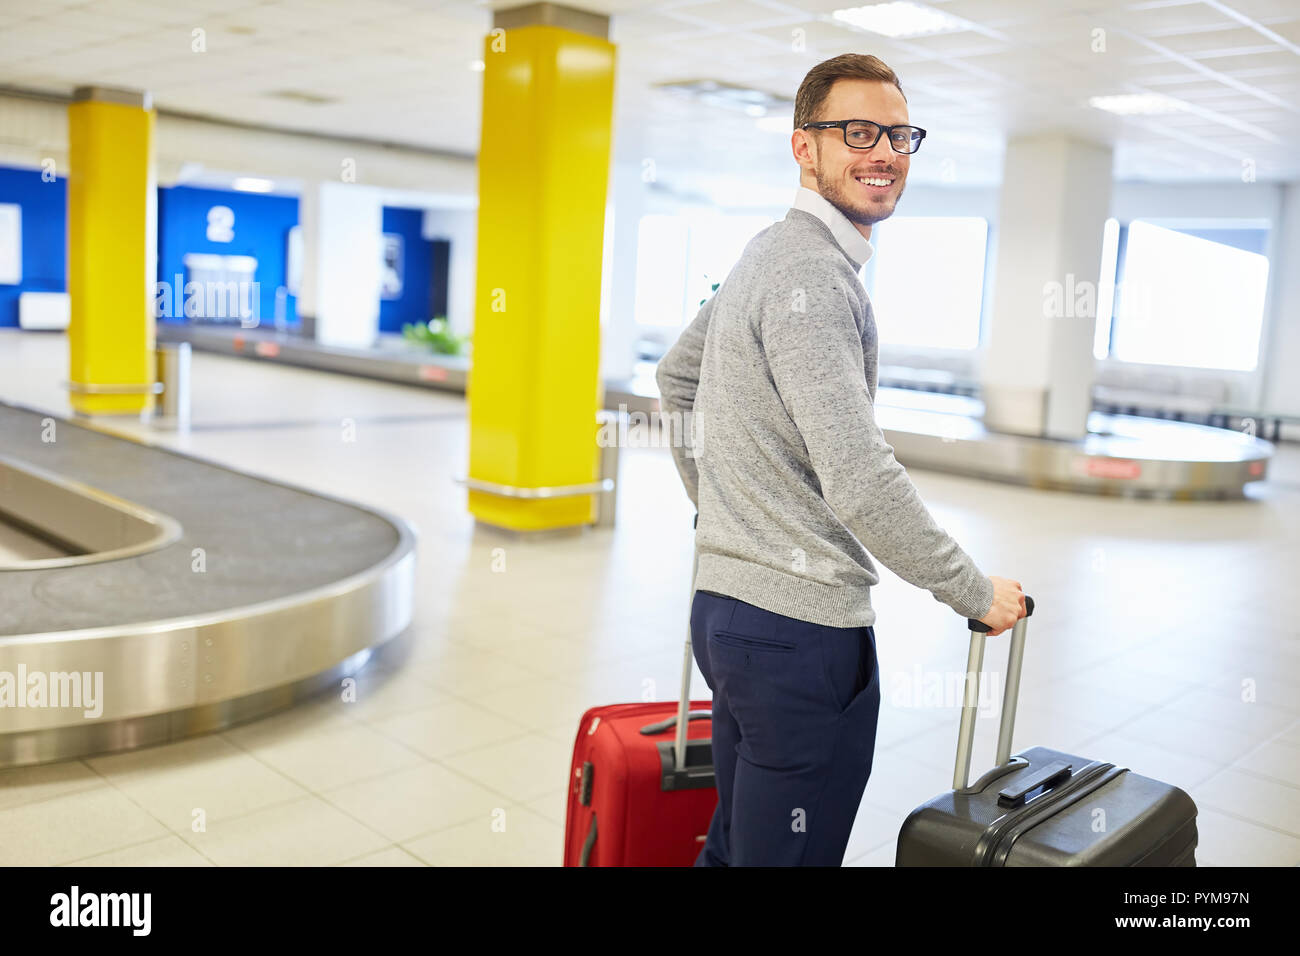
[791,129,815,172]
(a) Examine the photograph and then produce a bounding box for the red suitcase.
[563,547,718,866]
[562,699,717,866]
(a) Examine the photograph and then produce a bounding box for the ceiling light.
[1088,93,1187,115]
[265,89,337,106]
[831,2,970,39]
[655,79,791,116]
[233,177,274,193]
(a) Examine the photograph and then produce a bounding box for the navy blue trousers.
[690,590,880,867]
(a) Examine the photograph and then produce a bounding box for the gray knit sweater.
[656,207,994,628]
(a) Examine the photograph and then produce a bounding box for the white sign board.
[0,203,21,285]
[19,291,70,330]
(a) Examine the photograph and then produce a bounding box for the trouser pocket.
[822,625,878,716]
[711,631,796,653]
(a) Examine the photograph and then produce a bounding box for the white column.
[297,181,383,349]
[1260,181,1300,417]
[981,133,1114,439]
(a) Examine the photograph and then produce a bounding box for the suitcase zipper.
[972,760,1117,866]
[983,763,1128,866]
[578,813,598,866]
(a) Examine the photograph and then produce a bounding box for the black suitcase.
[896,597,1198,866]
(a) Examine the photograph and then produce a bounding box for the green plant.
[699,281,720,307]
[402,317,469,356]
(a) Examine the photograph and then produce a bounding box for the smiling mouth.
[856,174,895,191]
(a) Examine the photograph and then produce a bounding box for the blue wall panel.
[156,185,299,325]
[0,173,447,335]
[379,206,436,333]
[0,165,67,328]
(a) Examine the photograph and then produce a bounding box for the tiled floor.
[0,329,1297,866]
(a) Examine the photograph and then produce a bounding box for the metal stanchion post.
[594,408,623,528]
[155,342,191,430]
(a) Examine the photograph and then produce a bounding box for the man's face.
[794,78,911,229]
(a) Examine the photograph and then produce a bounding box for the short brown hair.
[793,54,906,129]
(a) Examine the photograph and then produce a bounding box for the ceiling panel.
[0,0,1295,190]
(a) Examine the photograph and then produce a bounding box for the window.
[862,216,988,350]
[1093,217,1121,359]
[633,215,689,328]
[1105,220,1270,371]
[633,212,774,327]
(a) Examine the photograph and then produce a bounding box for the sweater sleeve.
[654,293,716,507]
[759,262,995,621]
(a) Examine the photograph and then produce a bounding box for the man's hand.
[978,576,1027,636]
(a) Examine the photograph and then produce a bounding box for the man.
[656,53,1027,867]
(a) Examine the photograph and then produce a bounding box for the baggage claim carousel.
[0,401,416,768]
[159,324,1274,500]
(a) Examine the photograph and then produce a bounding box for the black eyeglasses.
[801,119,927,154]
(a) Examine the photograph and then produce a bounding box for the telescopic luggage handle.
[953,595,1035,791]
[673,514,703,773]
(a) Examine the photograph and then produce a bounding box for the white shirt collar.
[792,186,874,268]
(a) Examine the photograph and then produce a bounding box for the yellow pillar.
[467,4,615,531]
[67,86,156,415]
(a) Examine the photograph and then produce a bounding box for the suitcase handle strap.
[673,515,700,773]
[996,760,1072,808]
[641,711,711,735]
[954,595,1035,790]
